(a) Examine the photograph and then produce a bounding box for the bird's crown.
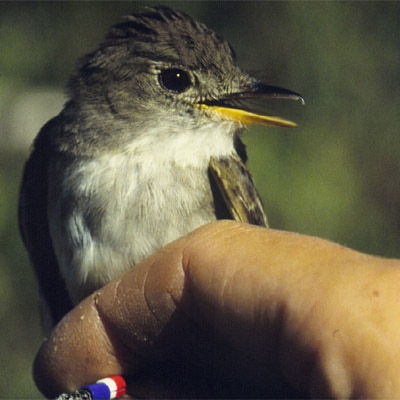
[106,6,237,68]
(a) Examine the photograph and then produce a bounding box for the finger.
[33,221,400,398]
[182,221,400,397]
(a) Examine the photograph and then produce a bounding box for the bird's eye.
[158,68,192,93]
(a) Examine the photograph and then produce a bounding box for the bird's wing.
[208,153,268,227]
[18,117,73,328]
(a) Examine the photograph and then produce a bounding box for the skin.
[34,221,400,398]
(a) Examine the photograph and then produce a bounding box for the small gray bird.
[19,6,303,328]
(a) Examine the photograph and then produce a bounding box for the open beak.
[199,83,304,127]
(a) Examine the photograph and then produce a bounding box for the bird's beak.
[199,83,304,128]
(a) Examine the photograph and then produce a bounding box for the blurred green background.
[1,1,399,397]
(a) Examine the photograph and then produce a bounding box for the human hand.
[33,221,400,398]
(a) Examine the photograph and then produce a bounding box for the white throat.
[123,118,238,168]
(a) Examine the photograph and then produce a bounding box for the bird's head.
[64,6,303,160]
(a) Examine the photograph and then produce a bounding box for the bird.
[19,6,303,329]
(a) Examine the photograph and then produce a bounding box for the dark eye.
[158,68,192,93]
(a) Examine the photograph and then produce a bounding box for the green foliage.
[1,1,399,397]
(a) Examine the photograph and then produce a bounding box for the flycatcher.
[19,6,303,328]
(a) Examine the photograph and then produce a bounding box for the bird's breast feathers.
[48,125,236,303]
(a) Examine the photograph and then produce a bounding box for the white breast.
[48,120,237,304]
